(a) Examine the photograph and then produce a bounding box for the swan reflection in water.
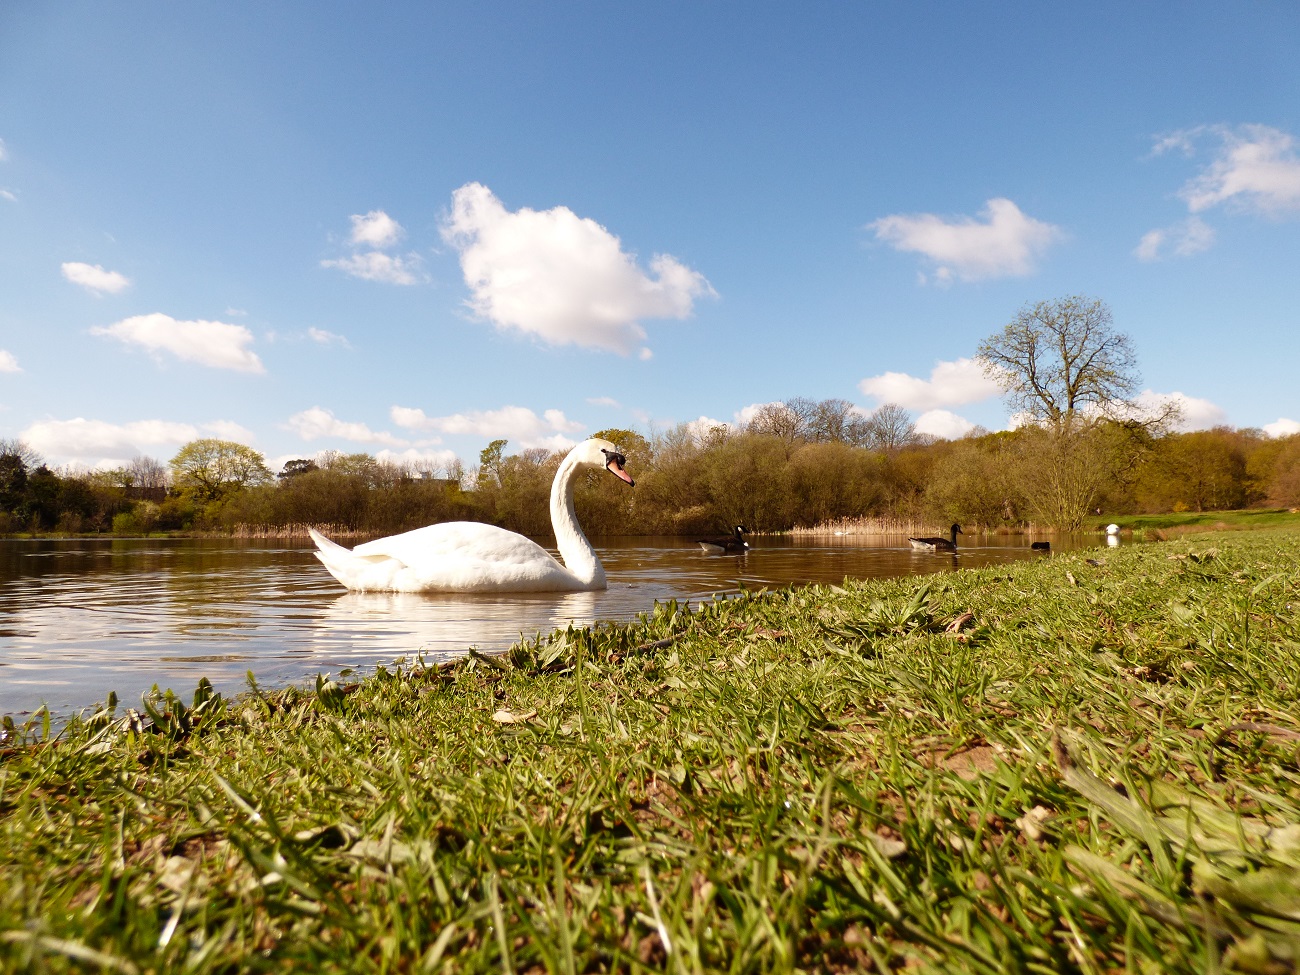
[311,589,602,664]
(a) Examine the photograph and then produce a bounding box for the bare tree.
[977,296,1171,529]
[808,398,857,443]
[746,402,804,443]
[0,438,43,470]
[976,296,1140,424]
[863,403,917,451]
[126,455,168,490]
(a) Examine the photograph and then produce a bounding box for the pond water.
[0,532,1114,719]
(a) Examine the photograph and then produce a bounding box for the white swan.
[308,438,634,593]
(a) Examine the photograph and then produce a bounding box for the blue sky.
[2,2,1298,474]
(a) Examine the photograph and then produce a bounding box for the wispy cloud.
[868,198,1063,283]
[62,261,131,295]
[0,189,15,203]
[1159,124,1300,216]
[320,251,423,285]
[858,358,1002,411]
[0,350,19,373]
[287,406,410,447]
[440,182,715,356]
[1140,125,1300,256]
[322,208,424,285]
[349,209,404,249]
[307,327,351,347]
[91,313,265,373]
[1134,216,1216,262]
[1264,417,1300,438]
[391,403,585,450]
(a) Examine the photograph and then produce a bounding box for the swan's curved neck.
[550,453,604,588]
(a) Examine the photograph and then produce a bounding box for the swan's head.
[577,438,635,487]
[951,524,963,534]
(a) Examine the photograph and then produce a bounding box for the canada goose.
[696,525,750,554]
[909,523,961,552]
[310,440,634,592]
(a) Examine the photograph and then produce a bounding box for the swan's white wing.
[350,522,578,592]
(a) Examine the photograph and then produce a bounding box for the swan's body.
[696,525,750,554]
[909,523,962,552]
[309,439,634,593]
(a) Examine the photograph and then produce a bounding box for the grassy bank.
[1102,508,1300,537]
[3,529,1300,972]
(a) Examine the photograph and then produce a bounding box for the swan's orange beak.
[605,455,635,487]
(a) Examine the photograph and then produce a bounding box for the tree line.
[1,418,1297,538]
[2,297,1297,536]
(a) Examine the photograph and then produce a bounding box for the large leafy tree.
[169,439,272,501]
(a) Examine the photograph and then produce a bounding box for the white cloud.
[91,313,265,373]
[61,261,131,295]
[683,415,733,442]
[1264,417,1300,438]
[440,182,715,355]
[0,189,15,203]
[0,350,19,373]
[914,409,976,440]
[1158,124,1300,216]
[733,402,778,427]
[19,417,200,468]
[0,137,7,161]
[868,198,1063,282]
[225,307,248,317]
[858,358,1002,411]
[287,407,410,447]
[307,327,351,347]
[320,251,423,285]
[391,404,584,449]
[1134,216,1216,261]
[1133,390,1228,431]
[349,210,404,249]
[587,396,620,408]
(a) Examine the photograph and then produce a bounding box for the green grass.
[3,528,1300,972]
[1100,508,1300,533]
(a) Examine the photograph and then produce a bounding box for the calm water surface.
[0,533,1112,718]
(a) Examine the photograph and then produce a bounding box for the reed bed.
[227,523,365,540]
[2,527,1300,972]
[784,516,937,536]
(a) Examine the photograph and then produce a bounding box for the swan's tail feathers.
[309,527,348,553]
[308,528,405,591]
